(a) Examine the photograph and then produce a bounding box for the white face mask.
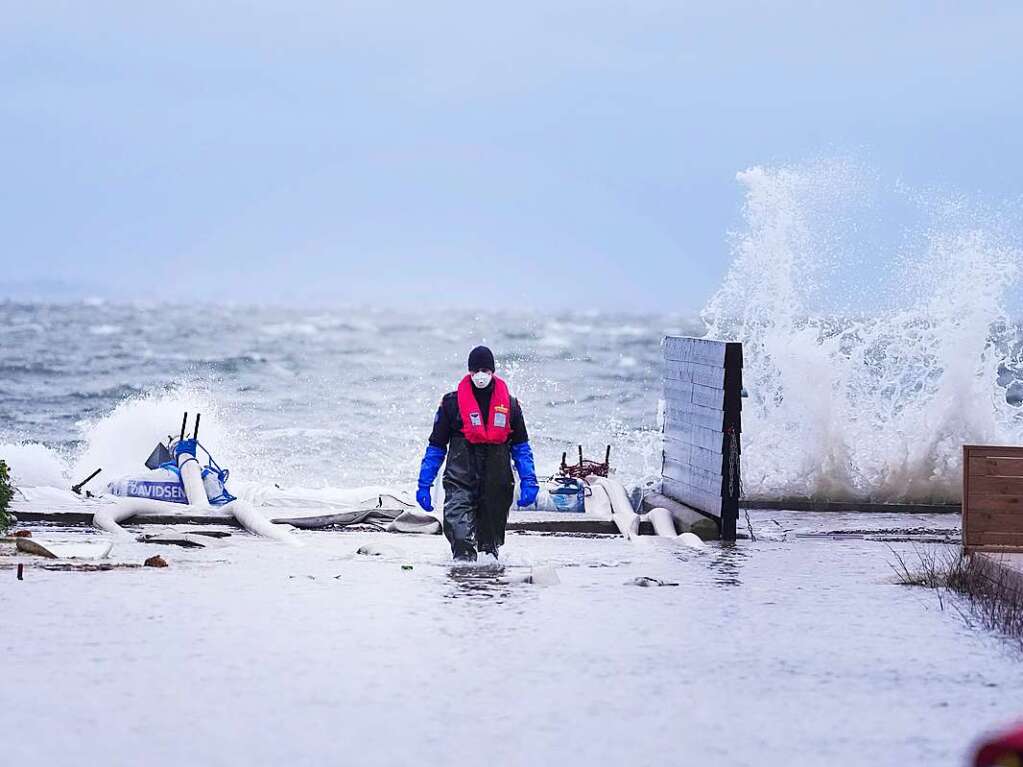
[471,371,493,389]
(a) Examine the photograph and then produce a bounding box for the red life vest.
[456,375,512,444]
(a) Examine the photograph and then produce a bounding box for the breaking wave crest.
[703,161,1023,502]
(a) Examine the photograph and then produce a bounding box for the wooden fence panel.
[660,336,742,540]
[963,445,1023,552]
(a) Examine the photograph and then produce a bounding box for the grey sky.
[2,2,1021,310]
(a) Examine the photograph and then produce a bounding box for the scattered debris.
[627,576,680,587]
[13,530,31,538]
[1,562,140,572]
[356,543,402,557]
[144,555,168,568]
[527,565,560,586]
[16,538,113,560]
[559,445,611,479]
[136,533,207,549]
[401,564,413,571]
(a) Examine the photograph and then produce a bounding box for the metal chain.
[727,426,742,499]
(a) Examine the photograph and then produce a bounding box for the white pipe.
[177,452,209,509]
[647,507,678,538]
[92,499,139,537]
[592,476,640,539]
[225,499,301,546]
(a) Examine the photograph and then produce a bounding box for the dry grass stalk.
[891,545,1023,647]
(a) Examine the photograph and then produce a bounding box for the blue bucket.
[549,478,586,513]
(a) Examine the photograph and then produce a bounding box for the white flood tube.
[593,477,641,539]
[677,532,710,553]
[647,507,679,538]
[177,452,209,509]
[92,499,140,536]
[225,499,302,546]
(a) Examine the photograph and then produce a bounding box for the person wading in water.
[415,345,540,561]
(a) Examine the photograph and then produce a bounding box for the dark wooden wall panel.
[963,445,1023,552]
[661,336,743,540]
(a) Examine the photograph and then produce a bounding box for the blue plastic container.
[549,478,586,513]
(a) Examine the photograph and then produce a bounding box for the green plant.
[0,459,13,532]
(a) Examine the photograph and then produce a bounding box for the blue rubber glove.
[416,487,433,512]
[416,444,446,512]
[511,441,540,508]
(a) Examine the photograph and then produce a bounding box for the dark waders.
[442,439,514,561]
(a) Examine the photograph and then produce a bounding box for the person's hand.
[517,482,539,508]
[416,486,434,512]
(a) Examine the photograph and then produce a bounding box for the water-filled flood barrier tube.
[95,414,299,544]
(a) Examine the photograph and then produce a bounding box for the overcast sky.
[2,2,1021,311]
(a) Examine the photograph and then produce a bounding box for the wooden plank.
[664,403,725,433]
[663,336,727,367]
[662,439,725,478]
[662,439,727,477]
[966,495,1023,514]
[692,382,726,409]
[964,509,1023,534]
[661,458,723,495]
[663,379,695,405]
[963,445,971,548]
[662,422,724,453]
[664,360,726,389]
[663,380,723,412]
[964,445,1023,459]
[965,531,1023,549]
[968,457,1023,477]
[969,476,1023,495]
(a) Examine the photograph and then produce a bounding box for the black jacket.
[428,383,528,493]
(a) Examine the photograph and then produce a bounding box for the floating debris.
[627,576,679,587]
[137,533,207,549]
[16,538,113,560]
[144,555,168,568]
[356,543,402,557]
[527,565,560,586]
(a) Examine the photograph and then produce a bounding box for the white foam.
[70,384,238,485]
[703,161,1023,502]
[0,443,68,487]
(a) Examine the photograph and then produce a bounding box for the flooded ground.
[2,510,1018,766]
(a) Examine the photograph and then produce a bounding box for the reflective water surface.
[3,511,1017,767]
